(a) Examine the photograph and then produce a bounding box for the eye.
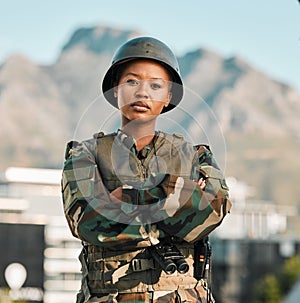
[150,82,161,90]
[126,79,139,86]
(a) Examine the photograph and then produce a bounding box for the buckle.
[131,258,155,272]
[132,259,143,271]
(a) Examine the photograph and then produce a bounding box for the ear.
[164,91,172,107]
[113,85,118,98]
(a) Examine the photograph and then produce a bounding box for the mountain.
[1,25,300,206]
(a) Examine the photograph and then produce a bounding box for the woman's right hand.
[197,178,206,190]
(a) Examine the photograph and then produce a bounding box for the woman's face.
[114,59,172,124]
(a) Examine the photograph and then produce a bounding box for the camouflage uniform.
[61,130,231,303]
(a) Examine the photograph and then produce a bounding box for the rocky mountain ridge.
[1,25,299,205]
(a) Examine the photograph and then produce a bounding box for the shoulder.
[194,144,217,167]
[159,131,211,151]
[64,131,116,160]
[93,131,117,151]
[64,138,94,160]
[194,144,211,154]
[92,131,116,140]
[158,131,191,146]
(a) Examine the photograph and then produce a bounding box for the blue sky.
[1,0,300,91]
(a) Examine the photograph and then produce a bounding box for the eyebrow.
[123,72,166,81]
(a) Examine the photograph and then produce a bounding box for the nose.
[135,81,149,99]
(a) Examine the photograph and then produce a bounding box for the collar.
[116,129,136,149]
[116,129,155,160]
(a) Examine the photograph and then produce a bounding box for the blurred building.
[0,167,81,303]
[211,176,300,303]
[213,176,298,240]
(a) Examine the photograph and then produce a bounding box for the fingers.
[110,187,123,201]
[197,178,206,190]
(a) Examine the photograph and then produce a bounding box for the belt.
[83,244,198,294]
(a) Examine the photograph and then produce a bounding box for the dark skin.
[114,59,172,150]
[110,59,205,201]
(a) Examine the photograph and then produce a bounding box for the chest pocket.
[93,132,196,192]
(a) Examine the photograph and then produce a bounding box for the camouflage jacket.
[61,130,231,250]
[61,130,231,302]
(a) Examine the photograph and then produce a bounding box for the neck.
[121,119,156,150]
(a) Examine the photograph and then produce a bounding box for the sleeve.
[154,145,232,243]
[61,140,152,249]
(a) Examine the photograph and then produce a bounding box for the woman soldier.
[62,37,231,303]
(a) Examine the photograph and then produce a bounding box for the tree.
[253,255,300,303]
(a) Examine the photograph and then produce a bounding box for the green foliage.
[253,255,300,303]
[280,256,300,294]
[254,274,282,303]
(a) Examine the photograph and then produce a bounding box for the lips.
[131,101,150,110]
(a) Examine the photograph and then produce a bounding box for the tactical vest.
[93,131,198,192]
[79,131,201,298]
[62,130,231,302]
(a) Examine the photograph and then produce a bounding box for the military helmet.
[102,36,183,113]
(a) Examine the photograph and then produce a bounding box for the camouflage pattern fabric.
[77,285,214,303]
[61,130,230,302]
[62,131,231,248]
